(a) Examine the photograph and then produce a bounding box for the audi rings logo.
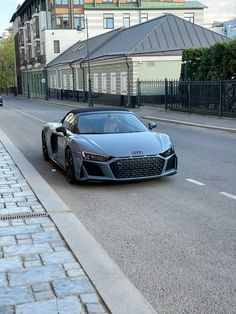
[131,151,144,155]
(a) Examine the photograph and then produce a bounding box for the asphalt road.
[1,97,236,313]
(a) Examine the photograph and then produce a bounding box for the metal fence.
[137,80,236,117]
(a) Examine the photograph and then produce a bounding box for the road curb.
[0,128,157,314]
[142,116,236,133]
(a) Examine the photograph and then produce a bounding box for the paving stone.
[0,256,22,272]
[86,303,106,313]
[52,244,67,250]
[34,290,55,301]
[0,221,10,227]
[0,236,16,246]
[0,286,33,305]
[11,220,25,226]
[24,254,39,262]
[25,217,51,225]
[24,260,42,268]
[44,226,57,232]
[16,234,30,240]
[10,182,28,188]
[0,305,14,314]
[9,265,66,286]
[0,273,7,287]
[57,296,84,314]
[3,243,53,257]
[32,231,62,244]
[13,191,34,198]
[67,268,85,277]
[17,239,33,246]
[15,300,57,314]
[0,224,42,236]
[80,293,100,304]
[52,277,94,297]
[41,251,76,265]
[63,262,82,271]
[0,207,32,215]
[31,282,51,293]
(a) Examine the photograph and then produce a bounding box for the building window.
[102,74,107,92]
[25,23,31,43]
[121,72,127,94]
[123,14,130,28]
[103,0,113,2]
[55,0,68,4]
[94,74,98,92]
[74,14,85,29]
[20,49,25,66]
[111,73,116,94]
[103,14,114,29]
[32,16,39,39]
[184,12,194,23]
[140,13,148,23]
[26,46,32,64]
[19,29,24,46]
[73,0,83,4]
[52,14,69,28]
[54,40,60,53]
[127,0,137,2]
[34,41,41,62]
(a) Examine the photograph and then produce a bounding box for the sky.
[0,0,236,36]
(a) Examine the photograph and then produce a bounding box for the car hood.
[77,131,172,157]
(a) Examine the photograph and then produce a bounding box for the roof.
[85,1,207,10]
[47,14,229,68]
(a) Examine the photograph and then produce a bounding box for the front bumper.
[76,154,177,181]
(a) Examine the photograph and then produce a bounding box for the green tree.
[181,39,236,81]
[0,33,15,93]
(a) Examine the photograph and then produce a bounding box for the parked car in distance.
[42,108,178,183]
[0,95,3,106]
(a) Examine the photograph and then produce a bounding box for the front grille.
[110,156,164,179]
[166,155,177,171]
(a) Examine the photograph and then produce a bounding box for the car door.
[56,113,75,166]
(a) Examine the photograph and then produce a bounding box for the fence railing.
[137,79,236,117]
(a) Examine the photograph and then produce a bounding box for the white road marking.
[52,169,57,172]
[220,192,236,200]
[186,179,205,186]
[8,107,46,123]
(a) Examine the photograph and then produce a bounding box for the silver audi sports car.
[42,108,177,183]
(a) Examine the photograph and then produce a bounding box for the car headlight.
[82,151,110,161]
[160,146,175,157]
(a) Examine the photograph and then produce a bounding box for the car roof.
[67,107,131,116]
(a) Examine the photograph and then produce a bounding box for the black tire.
[42,132,49,161]
[65,148,76,184]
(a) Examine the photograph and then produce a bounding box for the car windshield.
[77,112,148,134]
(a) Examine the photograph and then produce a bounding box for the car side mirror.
[148,122,157,130]
[56,126,66,135]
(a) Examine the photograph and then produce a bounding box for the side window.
[62,113,76,132]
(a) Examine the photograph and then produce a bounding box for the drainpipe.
[80,61,86,102]
[43,66,49,100]
[69,62,76,100]
[125,56,131,107]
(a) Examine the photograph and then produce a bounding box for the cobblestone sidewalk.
[0,142,109,314]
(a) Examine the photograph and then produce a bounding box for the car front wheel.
[65,148,76,184]
[42,132,49,161]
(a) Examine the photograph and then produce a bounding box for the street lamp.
[77,17,93,107]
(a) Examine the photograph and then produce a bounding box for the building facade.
[10,0,207,98]
[46,14,228,107]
